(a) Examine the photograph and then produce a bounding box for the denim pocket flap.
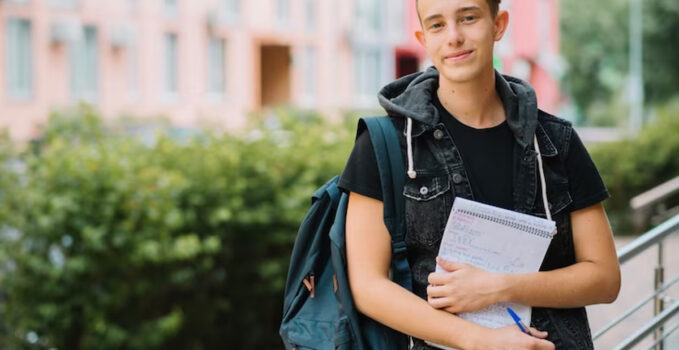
[403,175,450,201]
[534,183,573,217]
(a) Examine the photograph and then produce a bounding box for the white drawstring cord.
[533,135,552,221]
[406,120,550,224]
[406,118,417,179]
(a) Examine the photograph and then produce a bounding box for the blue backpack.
[280,117,412,349]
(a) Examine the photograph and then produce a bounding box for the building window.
[164,33,179,96]
[305,0,315,33]
[387,0,405,42]
[277,0,290,28]
[70,26,98,102]
[164,0,178,18]
[208,37,225,95]
[127,43,139,100]
[301,46,317,104]
[48,0,79,9]
[354,48,382,102]
[356,0,382,35]
[6,18,33,100]
[222,0,240,23]
[128,0,138,14]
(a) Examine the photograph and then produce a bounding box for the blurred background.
[0,0,677,349]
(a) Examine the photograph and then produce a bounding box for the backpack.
[280,117,412,350]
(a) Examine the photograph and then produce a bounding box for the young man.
[339,0,621,349]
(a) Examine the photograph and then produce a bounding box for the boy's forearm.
[501,261,620,308]
[354,277,486,349]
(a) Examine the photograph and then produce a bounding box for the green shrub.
[590,102,679,235]
[0,107,356,349]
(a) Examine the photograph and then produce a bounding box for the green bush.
[8,101,675,349]
[0,107,356,349]
[590,102,679,235]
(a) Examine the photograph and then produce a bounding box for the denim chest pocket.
[532,182,573,219]
[403,175,453,247]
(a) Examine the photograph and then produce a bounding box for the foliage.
[642,0,679,103]
[560,0,679,125]
[560,0,629,125]
[590,101,679,235]
[0,107,356,349]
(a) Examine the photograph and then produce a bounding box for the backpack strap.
[360,116,411,291]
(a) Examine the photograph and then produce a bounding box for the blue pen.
[506,307,533,336]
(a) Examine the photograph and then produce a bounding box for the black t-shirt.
[338,98,609,212]
[438,98,515,209]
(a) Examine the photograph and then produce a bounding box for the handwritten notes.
[436,197,556,328]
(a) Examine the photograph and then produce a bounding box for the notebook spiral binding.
[456,209,555,240]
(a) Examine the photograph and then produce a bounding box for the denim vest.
[397,111,594,350]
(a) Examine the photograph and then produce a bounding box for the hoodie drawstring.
[534,134,552,221]
[406,118,416,179]
[406,119,550,223]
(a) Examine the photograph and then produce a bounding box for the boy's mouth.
[444,50,474,62]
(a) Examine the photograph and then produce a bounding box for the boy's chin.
[438,67,478,84]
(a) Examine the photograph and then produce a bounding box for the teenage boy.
[339,0,621,349]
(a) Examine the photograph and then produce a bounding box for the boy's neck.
[436,68,505,129]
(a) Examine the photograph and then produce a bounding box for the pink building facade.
[0,0,562,140]
[498,0,563,114]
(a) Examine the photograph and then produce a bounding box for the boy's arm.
[346,192,554,350]
[501,203,621,307]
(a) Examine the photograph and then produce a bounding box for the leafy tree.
[643,0,679,103]
[560,0,679,125]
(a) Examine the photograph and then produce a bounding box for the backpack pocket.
[283,316,354,350]
[333,316,354,349]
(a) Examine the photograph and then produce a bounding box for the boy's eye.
[461,15,477,23]
[431,23,443,29]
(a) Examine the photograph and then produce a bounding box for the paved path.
[588,235,679,349]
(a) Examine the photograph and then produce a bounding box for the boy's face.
[415,0,508,84]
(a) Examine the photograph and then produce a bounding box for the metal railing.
[593,214,679,349]
[630,176,679,234]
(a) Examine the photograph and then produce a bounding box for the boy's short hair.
[416,0,502,20]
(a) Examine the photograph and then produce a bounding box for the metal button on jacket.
[452,173,463,184]
[433,129,445,140]
[419,186,429,195]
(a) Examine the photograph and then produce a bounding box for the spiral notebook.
[426,197,556,350]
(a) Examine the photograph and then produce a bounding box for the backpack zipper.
[302,273,315,298]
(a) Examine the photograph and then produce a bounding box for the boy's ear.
[493,10,509,41]
[415,30,426,47]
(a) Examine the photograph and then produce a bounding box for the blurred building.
[498,0,564,115]
[0,0,561,140]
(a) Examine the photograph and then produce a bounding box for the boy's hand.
[467,325,553,350]
[427,257,509,313]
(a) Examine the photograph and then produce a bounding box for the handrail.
[616,214,679,264]
[593,275,679,340]
[630,176,679,210]
[593,213,679,349]
[646,323,679,350]
[612,299,679,350]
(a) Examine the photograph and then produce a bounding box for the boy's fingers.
[528,327,549,339]
[435,257,467,271]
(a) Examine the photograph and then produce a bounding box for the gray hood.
[377,66,539,149]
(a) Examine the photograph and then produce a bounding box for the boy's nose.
[447,25,464,45]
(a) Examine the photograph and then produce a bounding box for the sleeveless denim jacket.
[378,68,594,350]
